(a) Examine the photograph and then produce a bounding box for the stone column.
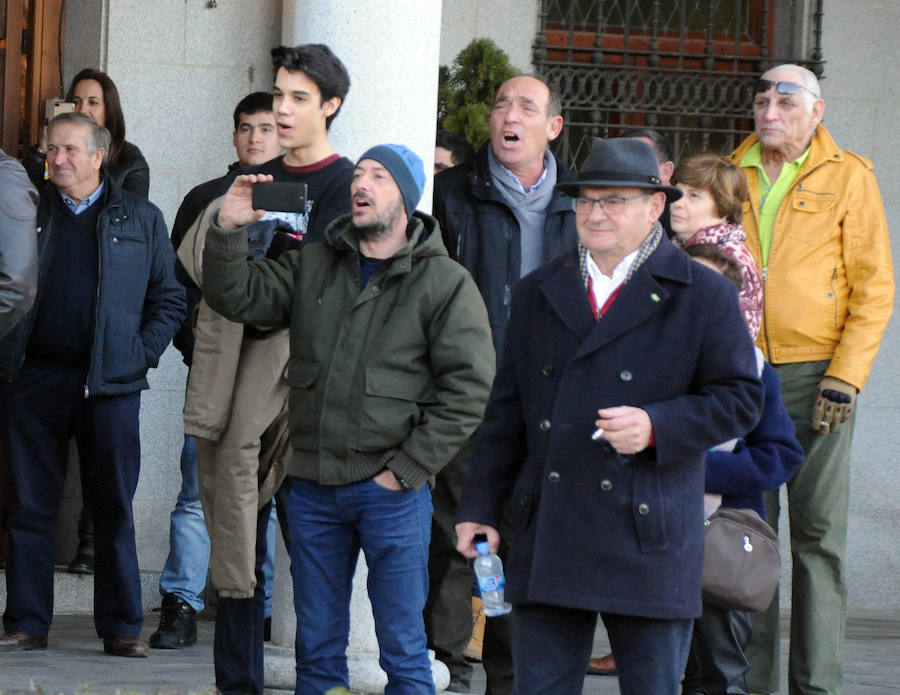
[265,2,449,692]
[280,0,444,212]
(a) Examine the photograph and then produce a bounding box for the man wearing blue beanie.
[356,144,427,220]
[200,144,495,695]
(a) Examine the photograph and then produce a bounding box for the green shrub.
[438,38,518,149]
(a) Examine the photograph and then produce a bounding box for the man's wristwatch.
[391,470,412,491]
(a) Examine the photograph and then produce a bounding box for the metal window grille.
[533,0,825,166]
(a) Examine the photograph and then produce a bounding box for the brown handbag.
[701,507,781,612]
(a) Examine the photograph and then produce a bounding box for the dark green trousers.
[747,361,854,695]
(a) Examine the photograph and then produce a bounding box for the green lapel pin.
[650,292,661,302]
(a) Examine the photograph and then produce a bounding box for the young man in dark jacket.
[430,74,577,694]
[0,112,184,657]
[202,144,494,695]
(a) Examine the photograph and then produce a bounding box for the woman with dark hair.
[23,68,150,198]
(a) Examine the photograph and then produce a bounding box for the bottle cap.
[476,541,489,554]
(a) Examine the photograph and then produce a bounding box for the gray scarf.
[488,148,557,277]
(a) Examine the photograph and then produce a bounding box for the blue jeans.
[159,435,209,613]
[262,502,278,618]
[159,435,281,615]
[287,476,435,695]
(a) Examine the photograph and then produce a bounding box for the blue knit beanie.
[357,144,426,218]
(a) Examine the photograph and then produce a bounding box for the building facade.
[4,0,893,614]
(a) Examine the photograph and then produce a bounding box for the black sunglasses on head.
[754,79,819,99]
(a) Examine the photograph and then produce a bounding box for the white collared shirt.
[586,249,638,311]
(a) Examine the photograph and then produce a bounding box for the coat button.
[542,364,553,376]
[600,479,612,491]
[548,471,560,483]
[539,419,551,432]
[638,503,650,515]
[619,370,633,382]
[371,284,379,293]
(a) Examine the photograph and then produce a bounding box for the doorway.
[0,0,65,157]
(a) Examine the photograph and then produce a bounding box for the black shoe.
[149,593,197,649]
[67,549,94,575]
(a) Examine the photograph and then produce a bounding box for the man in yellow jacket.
[730,63,894,695]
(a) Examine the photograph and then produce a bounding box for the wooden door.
[0,0,64,157]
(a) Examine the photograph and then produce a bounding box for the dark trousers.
[482,537,514,695]
[214,499,271,695]
[1,360,143,638]
[683,603,754,694]
[424,438,514,695]
[425,446,474,691]
[512,603,693,695]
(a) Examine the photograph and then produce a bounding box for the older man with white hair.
[730,64,894,695]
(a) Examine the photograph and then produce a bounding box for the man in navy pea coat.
[455,138,764,695]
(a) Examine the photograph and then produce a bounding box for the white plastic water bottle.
[474,541,512,616]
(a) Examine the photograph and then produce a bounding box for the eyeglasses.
[574,192,649,215]
[754,79,819,99]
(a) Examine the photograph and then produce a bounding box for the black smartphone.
[251,181,308,213]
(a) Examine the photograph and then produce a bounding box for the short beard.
[351,219,392,242]
[350,196,404,242]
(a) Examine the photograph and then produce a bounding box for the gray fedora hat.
[556,138,683,203]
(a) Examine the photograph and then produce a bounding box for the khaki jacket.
[177,199,289,597]
[730,126,894,390]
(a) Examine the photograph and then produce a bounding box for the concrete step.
[0,565,163,614]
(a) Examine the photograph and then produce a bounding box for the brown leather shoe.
[0,630,48,651]
[103,635,149,658]
[586,652,616,675]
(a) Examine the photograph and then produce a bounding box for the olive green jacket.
[203,210,495,490]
